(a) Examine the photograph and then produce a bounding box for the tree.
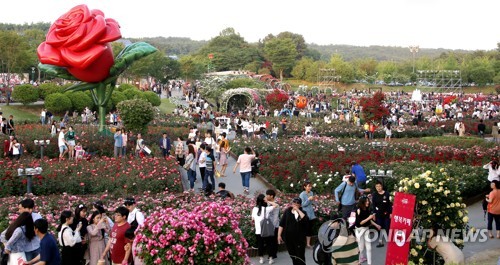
[127,51,181,83]
[359,91,389,123]
[291,58,314,80]
[327,54,355,83]
[12,84,39,105]
[66,91,94,111]
[179,55,205,80]
[0,30,31,81]
[196,27,260,71]
[264,38,298,80]
[116,99,154,133]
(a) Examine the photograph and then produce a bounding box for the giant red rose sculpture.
[37,5,157,132]
[37,5,121,83]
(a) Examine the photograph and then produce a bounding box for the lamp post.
[409,45,419,74]
[31,67,35,83]
[17,167,43,194]
[34,140,50,159]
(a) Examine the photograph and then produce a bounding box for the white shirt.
[198,152,207,167]
[58,131,66,147]
[127,208,145,226]
[251,206,275,235]
[58,224,81,247]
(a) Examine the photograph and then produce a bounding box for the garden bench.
[370,141,388,148]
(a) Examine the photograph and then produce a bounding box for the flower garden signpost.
[37,4,157,133]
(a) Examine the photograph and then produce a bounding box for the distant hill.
[0,21,475,61]
[127,37,206,57]
[308,43,473,62]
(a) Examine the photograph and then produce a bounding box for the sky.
[1,0,498,51]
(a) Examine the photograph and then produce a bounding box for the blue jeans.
[204,170,215,191]
[187,169,197,189]
[240,171,251,189]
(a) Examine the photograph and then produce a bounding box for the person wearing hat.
[278,197,308,265]
[124,198,145,231]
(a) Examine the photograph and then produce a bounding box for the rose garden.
[1,4,500,265]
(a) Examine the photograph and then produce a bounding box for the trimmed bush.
[39,83,63,99]
[12,84,39,105]
[45,93,72,113]
[111,90,127,109]
[123,88,144,100]
[117,83,136,92]
[116,99,154,133]
[66,91,94,111]
[143,91,161,106]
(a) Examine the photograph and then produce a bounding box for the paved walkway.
[171,89,499,265]
[177,149,270,196]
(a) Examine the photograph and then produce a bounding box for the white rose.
[290,183,294,188]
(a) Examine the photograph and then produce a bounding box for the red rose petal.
[37,42,68,67]
[72,16,106,51]
[61,44,106,68]
[63,24,86,48]
[99,19,122,43]
[90,9,104,17]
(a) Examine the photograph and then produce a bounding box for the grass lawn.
[0,104,43,122]
[158,98,176,114]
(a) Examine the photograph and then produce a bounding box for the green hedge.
[12,84,39,105]
[45,93,72,113]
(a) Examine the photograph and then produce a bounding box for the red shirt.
[110,222,131,264]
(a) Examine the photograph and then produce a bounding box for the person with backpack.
[124,197,145,231]
[57,210,83,265]
[251,194,279,264]
[334,176,370,219]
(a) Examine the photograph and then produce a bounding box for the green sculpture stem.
[94,82,115,132]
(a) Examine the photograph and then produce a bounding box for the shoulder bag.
[260,207,275,237]
[337,182,348,211]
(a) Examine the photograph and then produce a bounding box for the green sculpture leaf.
[38,63,79,81]
[109,42,158,76]
[65,82,97,92]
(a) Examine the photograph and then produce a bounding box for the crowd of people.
[0,198,146,265]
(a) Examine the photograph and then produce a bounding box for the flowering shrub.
[231,137,496,197]
[397,169,468,265]
[265,89,289,110]
[0,156,182,197]
[136,201,250,264]
[359,91,389,122]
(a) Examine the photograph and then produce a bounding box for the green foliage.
[12,84,39,105]
[224,78,261,89]
[264,37,298,79]
[0,30,32,75]
[143,91,161,106]
[66,91,93,111]
[125,51,180,83]
[117,83,136,92]
[179,55,205,80]
[39,83,63,99]
[45,93,72,113]
[123,88,144,100]
[116,99,154,133]
[196,27,260,71]
[111,90,128,109]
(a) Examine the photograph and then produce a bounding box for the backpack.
[130,212,139,231]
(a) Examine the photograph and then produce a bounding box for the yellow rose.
[458,211,463,217]
[411,248,418,256]
[463,216,469,222]
[419,258,424,264]
[450,203,455,208]
[414,183,420,189]
[421,200,428,205]
[416,245,422,250]
[439,168,445,172]
[436,212,441,216]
